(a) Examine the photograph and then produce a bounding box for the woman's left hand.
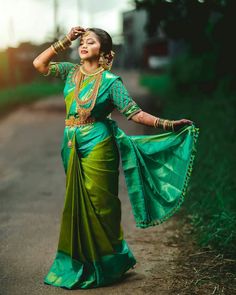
[173,119,194,131]
[67,26,86,41]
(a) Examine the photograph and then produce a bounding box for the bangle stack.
[154,117,175,132]
[51,35,72,54]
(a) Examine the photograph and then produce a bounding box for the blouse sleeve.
[43,62,75,81]
[109,78,142,120]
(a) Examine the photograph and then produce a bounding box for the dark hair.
[86,28,113,54]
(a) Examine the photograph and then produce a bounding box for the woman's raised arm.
[32,47,57,75]
[32,26,86,75]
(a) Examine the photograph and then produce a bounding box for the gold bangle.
[159,119,165,128]
[52,41,61,52]
[51,40,67,54]
[154,117,159,128]
[155,118,172,129]
[65,35,72,44]
[167,120,174,132]
[153,118,157,127]
[61,35,71,44]
[66,34,72,42]
[171,121,175,132]
[156,117,161,128]
[58,40,65,50]
[163,120,168,130]
[57,40,64,50]
[166,120,171,129]
[60,36,71,49]
[52,36,72,53]
[50,44,58,55]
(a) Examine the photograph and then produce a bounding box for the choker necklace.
[80,65,104,76]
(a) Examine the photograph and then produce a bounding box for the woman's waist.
[65,113,112,126]
[64,116,112,134]
[64,119,113,147]
[65,115,97,127]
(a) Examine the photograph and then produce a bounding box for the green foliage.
[134,0,218,40]
[0,79,64,111]
[140,73,172,98]
[0,51,9,86]
[135,0,236,77]
[140,69,236,255]
[149,50,236,96]
[167,52,218,93]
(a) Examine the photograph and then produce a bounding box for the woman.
[33,26,199,290]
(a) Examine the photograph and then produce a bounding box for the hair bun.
[101,50,115,70]
[105,50,115,63]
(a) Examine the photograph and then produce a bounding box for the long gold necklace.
[74,72,97,105]
[74,66,104,121]
[67,126,77,148]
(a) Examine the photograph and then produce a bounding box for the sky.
[0,0,135,50]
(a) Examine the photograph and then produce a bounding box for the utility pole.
[8,17,15,47]
[53,0,59,40]
[77,0,80,24]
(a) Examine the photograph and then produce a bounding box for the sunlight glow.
[0,0,134,50]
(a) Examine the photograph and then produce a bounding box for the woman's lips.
[81,50,88,54]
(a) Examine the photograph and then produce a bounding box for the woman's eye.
[79,41,94,46]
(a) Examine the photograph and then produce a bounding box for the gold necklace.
[76,73,102,121]
[80,65,104,76]
[74,69,103,121]
[74,71,97,105]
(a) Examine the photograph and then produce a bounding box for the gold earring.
[98,52,106,67]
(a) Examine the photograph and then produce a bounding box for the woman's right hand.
[67,26,86,41]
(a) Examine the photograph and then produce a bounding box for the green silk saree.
[43,62,199,289]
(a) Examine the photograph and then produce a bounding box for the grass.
[140,71,236,255]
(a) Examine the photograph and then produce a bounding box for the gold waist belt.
[65,116,96,126]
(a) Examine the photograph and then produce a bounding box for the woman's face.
[78,31,101,61]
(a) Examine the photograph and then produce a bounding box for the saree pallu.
[108,119,199,228]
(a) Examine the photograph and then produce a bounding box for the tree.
[134,0,236,76]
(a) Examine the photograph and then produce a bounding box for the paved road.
[0,70,182,295]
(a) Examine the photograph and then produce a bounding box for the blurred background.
[0,0,235,288]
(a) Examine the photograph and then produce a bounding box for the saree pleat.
[44,134,136,289]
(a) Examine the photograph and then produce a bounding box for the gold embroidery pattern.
[110,79,141,118]
[44,62,78,83]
